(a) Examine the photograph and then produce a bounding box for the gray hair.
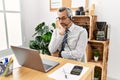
[57,7,73,19]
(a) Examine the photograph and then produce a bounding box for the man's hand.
[51,51,60,57]
[58,23,66,35]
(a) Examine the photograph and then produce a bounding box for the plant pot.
[94,56,99,62]
[94,77,99,80]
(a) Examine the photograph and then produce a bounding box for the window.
[0,0,22,51]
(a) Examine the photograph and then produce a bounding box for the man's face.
[57,10,71,28]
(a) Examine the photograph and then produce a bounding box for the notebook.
[11,46,59,72]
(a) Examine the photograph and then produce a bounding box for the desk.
[0,54,95,80]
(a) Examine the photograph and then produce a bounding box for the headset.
[57,7,73,20]
[66,8,73,20]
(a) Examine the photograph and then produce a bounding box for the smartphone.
[70,65,83,75]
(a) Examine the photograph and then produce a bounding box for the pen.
[63,69,67,79]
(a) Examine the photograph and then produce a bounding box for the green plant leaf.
[93,49,100,57]
[42,32,52,42]
[35,22,45,31]
[52,23,56,29]
[29,40,40,50]
[94,70,100,78]
[29,22,55,55]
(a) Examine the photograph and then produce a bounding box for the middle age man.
[48,7,88,62]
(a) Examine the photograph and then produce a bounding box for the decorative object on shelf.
[96,31,105,40]
[75,10,80,15]
[95,22,108,41]
[93,49,100,62]
[75,6,85,15]
[29,22,56,55]
[85,8,89,15]
[89,3,95,15]
[94,69,100,80]
[78,6,84,11]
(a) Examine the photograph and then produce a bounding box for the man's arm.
[48,29,64,55]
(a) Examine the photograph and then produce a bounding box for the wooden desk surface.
[0,54,95,80]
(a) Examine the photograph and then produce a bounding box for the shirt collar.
[68,23,74,32]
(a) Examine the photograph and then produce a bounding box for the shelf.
[73,15,97,18]
[88,60,103,68]
[73,15,97,40]
[73,22,90,26]
[88,39,109,44]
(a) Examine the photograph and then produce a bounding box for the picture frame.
[50,0,89,11]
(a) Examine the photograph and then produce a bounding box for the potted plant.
[94,69,100,80]
[29,22,55,55]
[93,49,100,61]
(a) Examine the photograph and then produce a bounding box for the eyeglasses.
[56,17,68,21]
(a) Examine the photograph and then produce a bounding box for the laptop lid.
[11,46,59,72]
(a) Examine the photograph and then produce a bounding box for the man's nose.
[59,19,63,23]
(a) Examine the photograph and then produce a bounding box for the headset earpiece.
[68,16,72,20]
[70,16,73,20]
[66,8,73,20]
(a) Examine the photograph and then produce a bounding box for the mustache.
[60,23,67,26]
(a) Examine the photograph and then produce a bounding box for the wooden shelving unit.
[72,15,97,40]
[73,15,109,80]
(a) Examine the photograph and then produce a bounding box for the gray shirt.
[48,23,88,62]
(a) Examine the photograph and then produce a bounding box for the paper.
[51,0,62,8]
[48,63,89,80]
[71,0,85,8]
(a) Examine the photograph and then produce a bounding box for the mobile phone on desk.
[70,65,83,75]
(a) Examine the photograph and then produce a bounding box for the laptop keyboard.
[43,64,52,70]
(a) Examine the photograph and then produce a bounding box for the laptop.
[11,46,59,72]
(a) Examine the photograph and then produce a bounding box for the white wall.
[21,0,57,46]
[21,0,120,79]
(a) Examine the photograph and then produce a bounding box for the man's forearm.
[48,31,63,53]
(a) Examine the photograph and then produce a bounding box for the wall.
[21,0,120,79]
[21,0,57,46]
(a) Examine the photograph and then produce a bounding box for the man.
[48,7,88,62]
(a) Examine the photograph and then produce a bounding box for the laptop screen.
[11,46,59,72]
